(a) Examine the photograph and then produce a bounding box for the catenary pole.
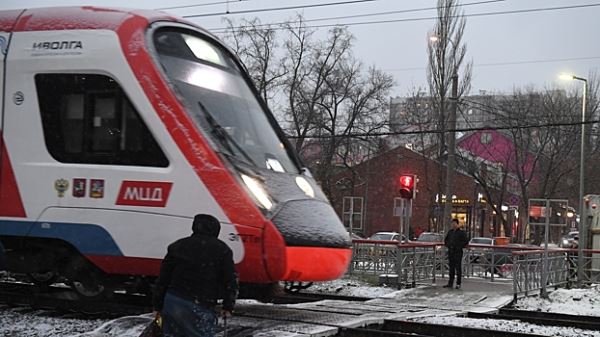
[442,72,459,233]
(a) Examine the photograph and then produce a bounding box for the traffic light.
[399,174,416,199]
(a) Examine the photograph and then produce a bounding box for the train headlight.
[295,176,315,198]
[241,174,273,210]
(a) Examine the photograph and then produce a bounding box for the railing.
[512,249,569,301]
[564,248,600,284]
[349,240,438,288]
[462,244,541,281]
[349,240,600,295]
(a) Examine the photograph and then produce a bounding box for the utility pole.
[442,72,459,233]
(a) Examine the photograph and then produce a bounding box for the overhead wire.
[385,56,600,72]
[210,3,600,32]
[285,118,600,139]
[156,0,250,10]
[183,0,381,18]
[208,0,505,31]
[284,94,594,140]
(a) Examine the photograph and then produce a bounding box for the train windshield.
[153,28,299,173]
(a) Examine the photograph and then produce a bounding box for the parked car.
[368,232,406,242]
[481,243,539,277]
[349,232,364,240]
[360,232,405,258]
[415,232,444,254]
[417,232,444,243]
[468,237,494,265]
[469,237,495,246]
[559,231,579,248]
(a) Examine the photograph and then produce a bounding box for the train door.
[0,21,26,220]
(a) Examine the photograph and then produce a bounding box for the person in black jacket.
[443,219,468,289]
[153,214,238,337]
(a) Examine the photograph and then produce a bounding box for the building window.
[480,132,492,144]
[342,196,364,233]
[35,74,168,167]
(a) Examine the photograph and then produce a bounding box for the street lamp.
[560,73,587,285]
[430,34,459,234]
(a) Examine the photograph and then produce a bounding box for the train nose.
[271,199,351,248]
[270,198,352,281]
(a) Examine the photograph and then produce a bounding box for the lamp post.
[430,35,459,234]
[560,73,587,285]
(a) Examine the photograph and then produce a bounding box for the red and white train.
[0,7,351,296]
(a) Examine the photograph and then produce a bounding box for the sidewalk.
[370,277,514,314]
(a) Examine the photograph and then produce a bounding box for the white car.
[469,237,495,246]
[368,232,406,242]
[560,231,579,248]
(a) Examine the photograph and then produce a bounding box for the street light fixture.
[559,72,588,285]
[429,35,440,43]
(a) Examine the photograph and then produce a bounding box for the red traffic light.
[399,175,414,188]
[399,174,416,199]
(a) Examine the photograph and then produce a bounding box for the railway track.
[227,306,545,337]
[273,292,371,304]
[468,308,600,331]
[0,281,151,318]
[2,280,594,337]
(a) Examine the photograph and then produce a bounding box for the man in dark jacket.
[153,214,238,337]
[444,219,468,289]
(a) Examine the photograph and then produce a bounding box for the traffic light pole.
[442,72,459,233]
[398,199,412,243]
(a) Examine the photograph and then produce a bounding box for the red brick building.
[330,145,492,239]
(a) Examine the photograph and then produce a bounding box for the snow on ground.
[307,275,399,298]
[74,315,152,337]
[413,316,600,337]
[514,284,600,316]
[2,278,600,337]
[0,307,105,337]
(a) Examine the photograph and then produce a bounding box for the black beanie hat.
[192,214,221,237]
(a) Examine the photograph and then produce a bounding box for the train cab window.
[152,28,300,174]
[35,74,169,167]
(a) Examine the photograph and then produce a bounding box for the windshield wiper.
[197,101,257,167]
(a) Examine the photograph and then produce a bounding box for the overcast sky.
[2,0,599,97]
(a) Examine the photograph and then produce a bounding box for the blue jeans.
[162,291,218,337]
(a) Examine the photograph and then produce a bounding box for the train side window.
[35,74,169,167]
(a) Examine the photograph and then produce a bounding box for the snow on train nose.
[269,198,352,281]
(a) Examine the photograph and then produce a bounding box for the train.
[0,7,352,297]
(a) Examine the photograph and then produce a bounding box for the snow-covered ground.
[0,306,106,337]
[307,275,398,298]
[514,284,600,316]
[413,316,600,337]
[1,279,599,337]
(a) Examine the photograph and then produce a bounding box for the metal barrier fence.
[512,250,569,301]
[566,249,600,284]
[349,240,600,296]
[349,240,438,288]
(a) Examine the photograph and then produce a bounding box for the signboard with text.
[528,198,568,226]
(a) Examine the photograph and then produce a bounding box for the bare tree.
[314,58,394,198]
[427,0,473,160]
[392,88,440,231]
[426,0,473,232]
[221,16,394,201]
[222,18,285,109]
[473,87,582,242]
